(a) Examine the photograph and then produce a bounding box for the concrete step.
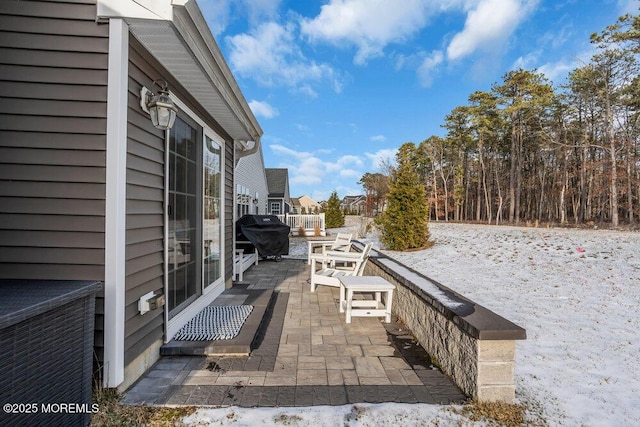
[160,285,275,356]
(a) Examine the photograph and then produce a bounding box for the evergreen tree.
[376,143,430,250]
[325,190,344,228]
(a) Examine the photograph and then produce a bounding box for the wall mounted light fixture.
[140,80,177,130]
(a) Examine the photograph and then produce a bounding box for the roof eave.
[97,0,262,144]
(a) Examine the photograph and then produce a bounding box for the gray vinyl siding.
[123,37,237,363]
[235,151,269,216]
[225,142,234,283]
[1,0,246,382]
[123,39,167,365]
[0,0,107,356]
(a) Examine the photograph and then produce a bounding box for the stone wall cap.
[359,244,526,341]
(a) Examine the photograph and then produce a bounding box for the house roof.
[341,195,365,204]
[297,195,320,206]
[97,0,262,146]
[265,168,289,197]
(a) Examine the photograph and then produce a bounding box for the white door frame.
[164,96,226,341]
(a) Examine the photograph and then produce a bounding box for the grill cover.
[236,215,290,257]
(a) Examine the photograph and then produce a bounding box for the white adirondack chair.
[309,242,373,292]
[307,232,353,265]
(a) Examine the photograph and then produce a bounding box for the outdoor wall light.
[140,80,177,130]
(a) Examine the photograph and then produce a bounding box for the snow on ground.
[185,220,640,426]
[388,222,640,426]
[183,403,468,426]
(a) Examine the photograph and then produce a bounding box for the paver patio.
[122,259,466,407]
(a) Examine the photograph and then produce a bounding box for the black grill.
[236,215,290,261]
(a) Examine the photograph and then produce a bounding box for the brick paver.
[122,258,466,407]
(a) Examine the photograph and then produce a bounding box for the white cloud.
[339,169,361,178]
[417,50,444,87]
[293,83,318,98]
[226,22,342,96]
[337,155,364,168]
[269,144,367,194]
[291,157,326,185]
[298,0,540,85]
[300,0,437,65]
[219,0,541,90]
[200,0,233,36]
[513,43,595,84]
[511,51,541,70]
[365,148,398,171]
[270,144,312,160]
[370,135,386,142]
[447,0,538,61]
[249,100,279,118]
[269,144,327,186]
[200,0,282,36]
[537,59,579,84]
[241,0,282,26]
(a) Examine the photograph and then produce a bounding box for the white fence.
[277,213,326,236]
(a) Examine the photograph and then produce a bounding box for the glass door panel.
[168,116,202,317]
[203,135,222,288]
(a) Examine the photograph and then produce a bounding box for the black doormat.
[173,305,253,341]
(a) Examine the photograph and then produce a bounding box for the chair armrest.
[310,241,336,252]
[310,252,363,263]
[322,250,362,259]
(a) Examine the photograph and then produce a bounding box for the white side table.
[338,276,395,323]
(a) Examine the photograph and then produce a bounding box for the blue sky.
[199,0,639,202]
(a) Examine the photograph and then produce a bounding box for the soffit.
[125,18,261,142]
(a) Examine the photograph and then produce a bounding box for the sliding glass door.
[167,115,224,319]
[167,116,201,316]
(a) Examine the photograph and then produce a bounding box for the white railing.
[277,213,326,236]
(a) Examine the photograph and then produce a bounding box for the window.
[270,202,280,215]
[236,185,250,217]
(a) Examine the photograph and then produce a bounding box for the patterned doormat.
[173,305,253,341]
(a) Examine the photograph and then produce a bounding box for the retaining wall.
[361,245,526,402]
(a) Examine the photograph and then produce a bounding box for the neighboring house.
[341,195,367,215]
[290,197,302,213]
[235,145,269,218]
[0,0,262,392]
[291,195,321,214]
[265,168,291,215]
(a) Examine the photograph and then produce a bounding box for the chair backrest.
[354,242,373,276]
[330,233,352,251]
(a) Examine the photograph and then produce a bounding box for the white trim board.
[103,18,128,389]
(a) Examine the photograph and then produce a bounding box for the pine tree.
[325,190,344,228]
[376,143,430,250]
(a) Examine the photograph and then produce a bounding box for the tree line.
[360,13,640,228]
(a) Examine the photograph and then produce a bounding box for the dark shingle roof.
[265,168,288,197]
